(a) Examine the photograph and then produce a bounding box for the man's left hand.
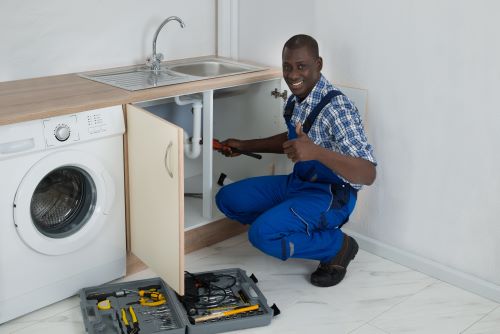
[283,122,318,162]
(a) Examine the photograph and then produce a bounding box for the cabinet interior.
[136,79,290,231]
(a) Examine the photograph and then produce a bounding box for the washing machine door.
[13,150,115,255]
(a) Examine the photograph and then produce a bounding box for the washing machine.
[0,106,126,323]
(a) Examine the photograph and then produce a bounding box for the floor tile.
[1,234,499,334]
[462,306,500,334]
[370,281,498,334]
[350,324,390,334]
[9,321,85,334]
[0,322,34,334]
[186,238,437,334]
[0,300,84,334]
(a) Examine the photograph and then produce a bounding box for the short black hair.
[282,34,319,58]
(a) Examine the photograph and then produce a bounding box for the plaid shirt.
[285,74,376,189]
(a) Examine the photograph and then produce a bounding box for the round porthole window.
[30,167,97,238]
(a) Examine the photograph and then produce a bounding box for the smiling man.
[215,34,376,287]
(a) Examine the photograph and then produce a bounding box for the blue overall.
[215,90,358,263]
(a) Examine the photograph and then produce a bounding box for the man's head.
[282,34,323,100]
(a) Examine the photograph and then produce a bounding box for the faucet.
[147,16,186,72]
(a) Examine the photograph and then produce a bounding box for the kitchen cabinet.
[0,59,284,297]
[125,78,291,295]
[0,63,367,297]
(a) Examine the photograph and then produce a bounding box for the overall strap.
[283,95,295,123]
[303,90,343,134]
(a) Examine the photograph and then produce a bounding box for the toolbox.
[80,268,279,334]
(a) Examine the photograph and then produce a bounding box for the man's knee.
[215,184,254,223]
[247,222,263,248]
[248,220,287,261]
[215,185,234,216]
[215,187,226,211]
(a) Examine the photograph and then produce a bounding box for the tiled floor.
[1,233,499,334]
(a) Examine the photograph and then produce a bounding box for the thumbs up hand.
[282,122,318,162]
[295,122,305,138]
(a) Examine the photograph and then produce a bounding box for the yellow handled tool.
[121,308,129,327]
[129,306,140,333]
[193,304,259,323]
[122,307,140,334]
[139,296,166,307]
[128,306,137,323]
[129,290,166,307]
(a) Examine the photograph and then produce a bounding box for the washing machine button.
[54,124,71,141]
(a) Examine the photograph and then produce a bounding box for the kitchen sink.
[78,57,266,91]
[168,59,263,78]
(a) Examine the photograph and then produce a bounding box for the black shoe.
[310,235,359,287]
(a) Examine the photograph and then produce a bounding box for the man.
[215,34,376,287]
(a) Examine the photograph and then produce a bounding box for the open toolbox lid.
[80,268,280,334]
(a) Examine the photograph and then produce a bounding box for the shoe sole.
[347,236,359,265]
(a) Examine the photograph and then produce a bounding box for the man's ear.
[316,57,323,71]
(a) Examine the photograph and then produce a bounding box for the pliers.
[121,306,140,334]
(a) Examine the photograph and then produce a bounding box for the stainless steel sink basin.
[78,58,266,91]
[168,59,263,78]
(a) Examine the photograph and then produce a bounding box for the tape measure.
[97,299,112,310]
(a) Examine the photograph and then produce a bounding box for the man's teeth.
[292,81,303,87]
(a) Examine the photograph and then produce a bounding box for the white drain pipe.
[174,95,202,159]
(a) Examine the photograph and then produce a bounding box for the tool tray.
[80,268,279,334]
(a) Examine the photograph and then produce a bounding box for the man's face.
[282,46,322,99]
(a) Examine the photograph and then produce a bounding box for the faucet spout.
[148,16,185,71]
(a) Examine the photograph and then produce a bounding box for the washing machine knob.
[54,124,71,141]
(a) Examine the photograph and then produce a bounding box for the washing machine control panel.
[54,124,71,141]
[43,116,79,147]
[42,107,125,148]
[85,112,109,135]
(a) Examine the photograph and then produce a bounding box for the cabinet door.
[126,104,184,295]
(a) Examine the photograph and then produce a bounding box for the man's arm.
[283,124,376,185]
[313,146,376,185]
[221,132,288,155]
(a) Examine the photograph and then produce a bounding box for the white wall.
[238,0,315,65]
[237,0,500,295]
[0,0,215,82]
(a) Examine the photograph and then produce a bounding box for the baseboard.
[126,252,148,276]
[344,228,500,303]
[184,218,248,254]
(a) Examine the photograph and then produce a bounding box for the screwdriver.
[86,289,133,301]
[192,304,260,323]
[212,139,262,160]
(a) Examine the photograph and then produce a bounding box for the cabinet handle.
[164,142,174,178]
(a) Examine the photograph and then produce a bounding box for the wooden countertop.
[0,60,281,126]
